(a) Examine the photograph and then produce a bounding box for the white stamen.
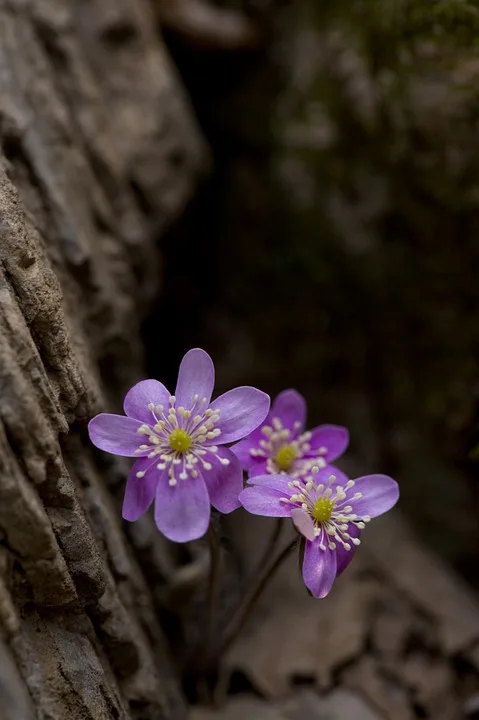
[137,425,151,435]
[136,471,146,478]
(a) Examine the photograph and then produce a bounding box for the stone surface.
[221,510,479,719]
[189,690,382,720]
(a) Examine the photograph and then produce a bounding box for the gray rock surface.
[190,690,382,720]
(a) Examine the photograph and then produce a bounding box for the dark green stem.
[204,521,221,655]
[214,538,297,661]
[256,517,284,574]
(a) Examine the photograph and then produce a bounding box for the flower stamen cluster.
[250,417,327,476]
[134,394,228,486]
[280,468,369,551]
[232,389,349,483]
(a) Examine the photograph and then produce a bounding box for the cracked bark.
[0,0,205,717]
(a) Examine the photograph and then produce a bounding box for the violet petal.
[291,508,315,541]
[230,436,258,470]
[246,460,269,478]
[271,389,307,432]
[154,473,210,542]
[336,524,360,576]
[302,540,337,598]
[306,425,349,462]
[312,466,349,488]
[201,447,243,513]
[349,474,399,518]
[124,379,170,423]
[239,486,291,517]
[122,458,159,521]
[88,413,145,457]
[209,387,270,444]
[175,348,215,410]
[247,473,295,494]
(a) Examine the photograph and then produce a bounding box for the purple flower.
[239,466,399,598]
[231,389,349,479]
[88,348,270,543]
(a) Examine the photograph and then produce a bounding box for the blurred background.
[145,0,479,590]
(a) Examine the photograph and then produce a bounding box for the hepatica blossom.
[239,466,399,598]
[88,349,270,543]
[232,389,349,479]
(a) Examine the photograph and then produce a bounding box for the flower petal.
[247,473,295,494]
[302,541,337,598]
[154,473,210,542]
[271,389,307,432]
[88,414,145,457]
[124,379,170,423]
[311,466,349,488]
[210,387,270,444]
[349,474,399,519]
[175,348,215,410]
[239,486,291,517]
[122,458,159,521]
[306,425,349,462]
[230,436,259,470]
[291,508,315,541]
[336,524,360,576]
[247,460,268,478]
[201,447,243,514]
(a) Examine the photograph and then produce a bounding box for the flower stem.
[256,517,283,574]
[213,538,297,661]
[204,521,221,655]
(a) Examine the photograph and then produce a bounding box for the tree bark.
[0,0,205,717]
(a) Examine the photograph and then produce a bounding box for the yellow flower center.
[312,497,334,523]
[168,428,192,454]
[274,444,297,471]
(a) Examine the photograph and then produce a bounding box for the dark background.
[144,0,479,588]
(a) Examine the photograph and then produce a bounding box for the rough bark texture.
[0,0,205,717]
